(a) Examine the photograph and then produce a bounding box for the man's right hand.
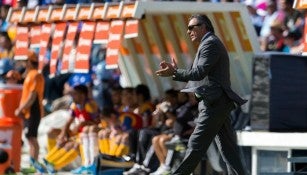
[57,132,68,143]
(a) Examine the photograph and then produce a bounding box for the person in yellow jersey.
[76,108,136,175]
[97,107,130,158]
[133,84,155,128]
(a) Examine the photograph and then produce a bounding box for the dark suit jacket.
[173,32,246,106]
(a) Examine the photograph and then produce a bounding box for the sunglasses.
[187,23,202,30]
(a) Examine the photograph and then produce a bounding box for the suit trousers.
[172,94,247,175]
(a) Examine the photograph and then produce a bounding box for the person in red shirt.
[43,84,99,174]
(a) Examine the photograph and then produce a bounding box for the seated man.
[124,89,180,175]
[98,107,143,155]
[98,107,130,157]
[76,107,140,174]
[137,93,197,175]
[43,84,99,174]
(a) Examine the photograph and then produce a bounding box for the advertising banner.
[62,22,79,73]
[38,23,53,72]
[30,25,41,48]
[23,8,37,23]
[49,7,63,22]
[8,8,23,23]
[14,26,29,60]
[75,21,96,73]
[106,20,125,69]
[121,3,136,18]
[37,7,50,23]
[50,22,67,77]
[93,21,109,44]
[92,4,105,20]
[124,19,138,38]
[77,5,91,21]
[63,6,77,21]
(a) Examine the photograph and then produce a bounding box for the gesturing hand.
[155,58,177,77]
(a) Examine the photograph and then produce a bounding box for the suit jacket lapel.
[191,32,212,69]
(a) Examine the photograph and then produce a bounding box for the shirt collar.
[201,32,212,42]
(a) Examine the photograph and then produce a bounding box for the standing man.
[15,50,45,173]
[155,14,247,175]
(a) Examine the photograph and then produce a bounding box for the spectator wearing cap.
[14,50,46,173]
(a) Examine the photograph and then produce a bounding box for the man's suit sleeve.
[173,40,220,82]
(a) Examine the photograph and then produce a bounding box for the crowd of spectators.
[245,0,304,53]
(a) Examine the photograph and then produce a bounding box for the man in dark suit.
[156,14,248,175]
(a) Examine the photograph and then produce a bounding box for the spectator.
[0,32,14,60]
[244,0,264,36]
[259,0,285,51]
[0,5,11,31]
[263,20,288,51]
[279,0,305,34]
[16,0,28,7]
[283,29,303,54]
